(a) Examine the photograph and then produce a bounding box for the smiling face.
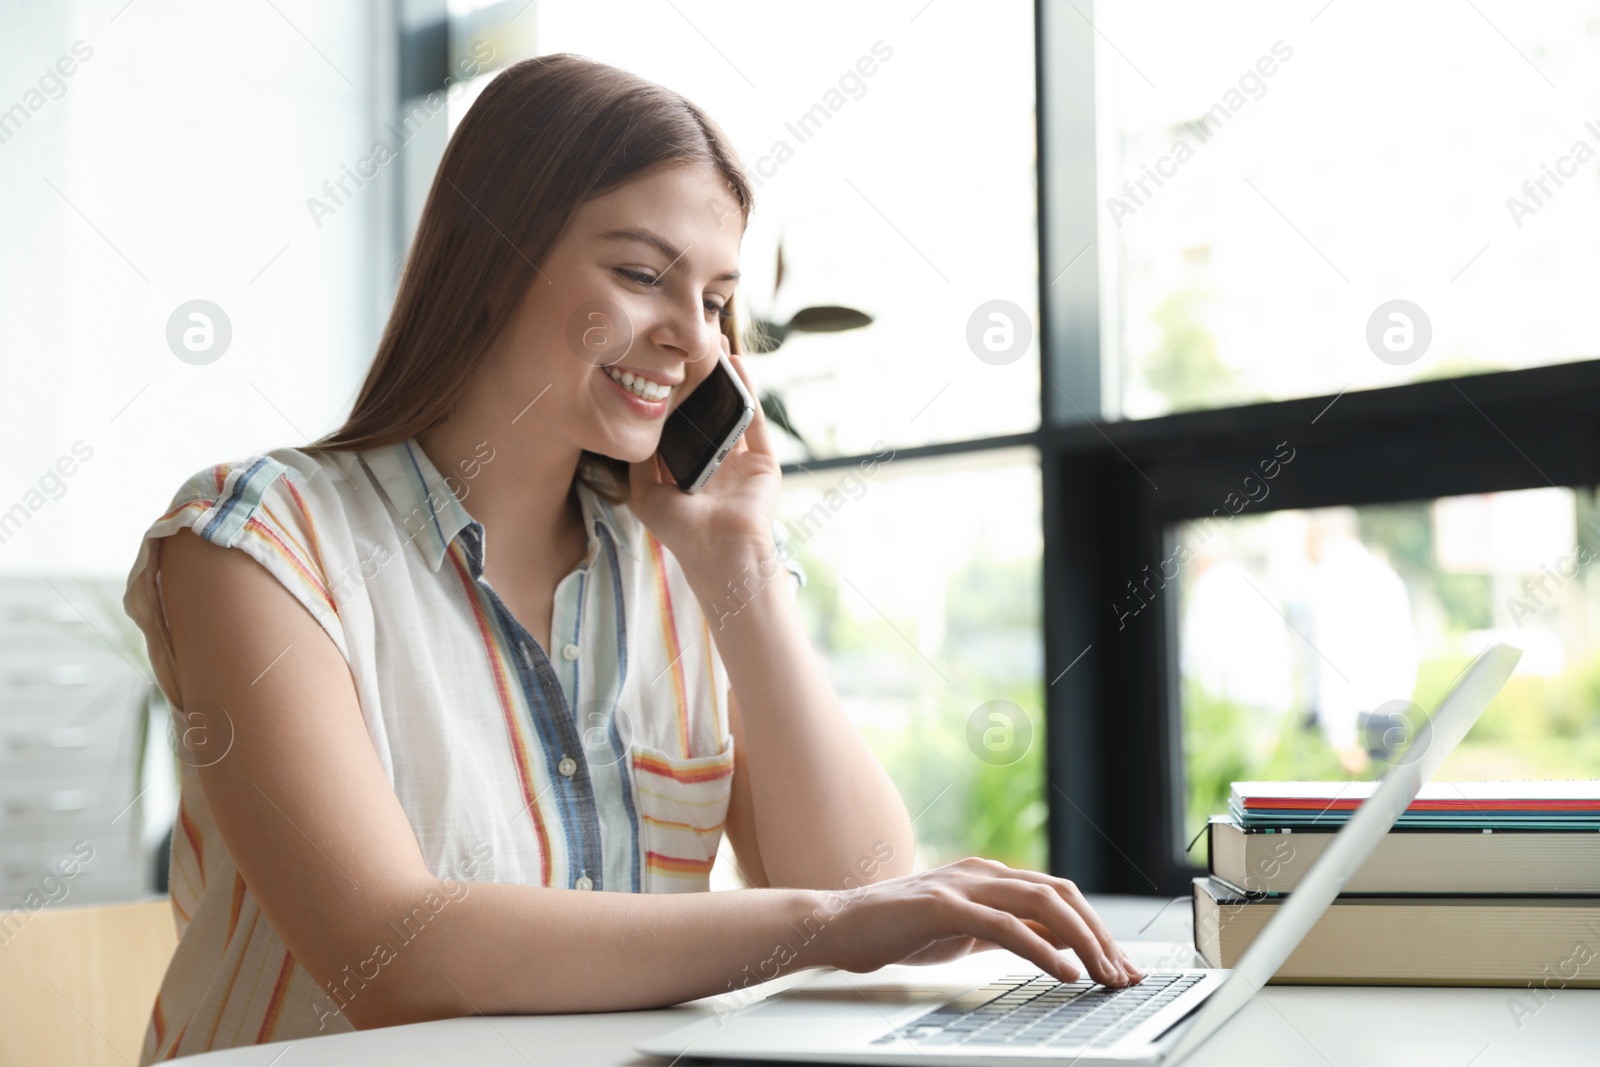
[477,162,745,465]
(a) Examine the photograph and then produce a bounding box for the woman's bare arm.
[629,351,915,892]
[711,585,915,890]
[161,528,1138,1032]
[720,692,773,888]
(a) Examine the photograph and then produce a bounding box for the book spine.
[1198,879,1600,985]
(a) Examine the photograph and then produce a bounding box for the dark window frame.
[1035,1,1600,896]
[1040,359,1600,895]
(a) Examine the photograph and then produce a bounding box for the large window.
[507,0,1041,459]
[783,453,1045,872]
[1036,1,1600,894]
[1098,0,1600,419]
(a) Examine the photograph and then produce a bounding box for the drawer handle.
[48,790,88,812]
[2,665,93,688]
[49,727,90,748]
[5,604,84,625]
[6,727,92,750]
[5,790,89,815]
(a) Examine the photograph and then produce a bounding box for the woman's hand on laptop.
[815,857,1144,988]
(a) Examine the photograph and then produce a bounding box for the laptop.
[637,642,1521,1066]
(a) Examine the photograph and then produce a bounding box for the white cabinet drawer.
[0,834,147,909]
[0,771,139,835]
[0,648,140,717]
[0,576,158,909]
[0,835,133,882]
[0,576,128,642]
[0,686,145,780]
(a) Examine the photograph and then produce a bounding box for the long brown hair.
[316,54,754,497]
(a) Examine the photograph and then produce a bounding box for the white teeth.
[606,366,671,401]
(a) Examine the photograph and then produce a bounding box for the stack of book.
[1194,780,1600,987]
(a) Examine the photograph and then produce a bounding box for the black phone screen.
[659,362,748,488]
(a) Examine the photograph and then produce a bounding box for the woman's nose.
[648,297,715,363]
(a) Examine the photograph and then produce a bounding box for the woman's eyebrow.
[599,228,741,281]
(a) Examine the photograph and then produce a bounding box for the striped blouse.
[122,439,739,1063]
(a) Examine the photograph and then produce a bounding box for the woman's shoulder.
[127,446,362,677]
[143,445,367,614]
[165,444,352,516]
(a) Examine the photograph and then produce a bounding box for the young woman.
[123,54,1140,1063]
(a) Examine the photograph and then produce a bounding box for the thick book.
[1192,877,1600,987]
[1208,816,1600,895]
[1230,779,1600,830]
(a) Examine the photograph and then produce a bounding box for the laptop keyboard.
[871,972,1204,1050]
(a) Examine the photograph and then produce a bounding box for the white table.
[180,896,1600,1066]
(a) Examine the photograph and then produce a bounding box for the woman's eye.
[615,267,728,319]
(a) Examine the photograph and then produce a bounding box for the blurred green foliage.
[1358,502,1494,628]
[1183,681,1354,867]
[1183,494,1600,866]
[855,675,1048,873]
[794,543,1047,873]
[1421,653,1600,778]
[1143,290,1247,412]
[1185,653,1600,867]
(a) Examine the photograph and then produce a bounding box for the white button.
[574,875,594,891]
[557,756,577,778]
[560,643,581,662]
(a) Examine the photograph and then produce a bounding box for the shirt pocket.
[629,738,735,893]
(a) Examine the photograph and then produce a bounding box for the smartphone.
[657,353,756,493]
